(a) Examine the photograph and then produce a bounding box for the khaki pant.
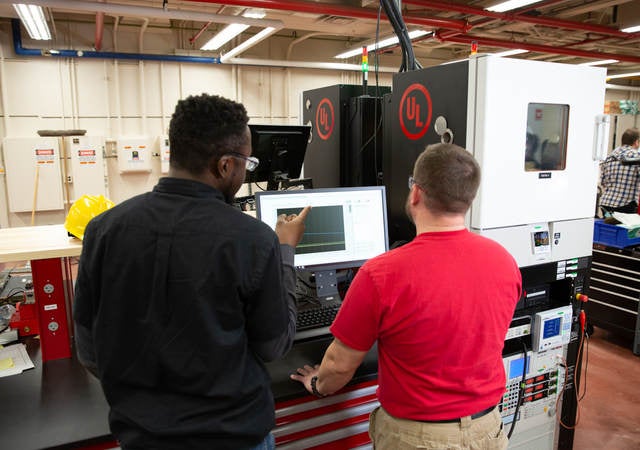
[369,406,508,450]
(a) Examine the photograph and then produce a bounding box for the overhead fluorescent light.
[335,30,431,59]
[202,23,250,50]
[621,25,640,33]
[220,27,277,62]
[201,9,266,51]
[13,3,51,40]
[607,71,640,80]
[486,0,541,13]
[579,59,619,66]
[492,49,529,57]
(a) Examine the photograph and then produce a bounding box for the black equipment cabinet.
[586,244,640,355]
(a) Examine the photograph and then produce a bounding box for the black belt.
[419,405,496,424]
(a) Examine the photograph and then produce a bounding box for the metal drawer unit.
[586,245,640,355]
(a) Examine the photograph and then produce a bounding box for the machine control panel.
[532,305,572,352]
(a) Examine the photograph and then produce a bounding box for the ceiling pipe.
[0,0,284,29]
[434,31,640,64]
[185,0,469,31]
[436,0,567,41]
[95,12,104,51]
[10,19,397,73]
[404,0,640,40]
[11,19,221,64]
[189,21,213,45]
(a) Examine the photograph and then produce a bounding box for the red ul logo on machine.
[399,83,432,140]
[315,98,335,140]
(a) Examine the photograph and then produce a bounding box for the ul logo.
[399,83,432,140]
[315,98,335,140]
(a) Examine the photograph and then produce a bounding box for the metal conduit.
[185,0,469,31]
[435,31,640,64]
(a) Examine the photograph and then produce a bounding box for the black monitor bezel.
[247,124,311,189]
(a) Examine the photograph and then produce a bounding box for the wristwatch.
[311,375,327,398]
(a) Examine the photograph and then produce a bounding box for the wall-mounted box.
[2,137,64,212]
[66,136,107,200]
[117,137,152,173]
[158,135,170,174]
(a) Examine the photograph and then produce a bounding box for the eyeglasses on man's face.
[226,152,259,172]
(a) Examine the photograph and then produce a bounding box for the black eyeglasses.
[226,152,259,172]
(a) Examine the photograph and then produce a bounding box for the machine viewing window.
[255,186,388,271]
[524,103,569,172]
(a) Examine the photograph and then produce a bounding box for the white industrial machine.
[384,55,605,450]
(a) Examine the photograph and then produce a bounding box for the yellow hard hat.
[64,194,114,240]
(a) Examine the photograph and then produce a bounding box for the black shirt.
[73,177,297,449]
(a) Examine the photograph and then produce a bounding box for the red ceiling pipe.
[436,0,568,41]
[405,0,639,39]
[185,0,470,31]
[189,21,212,45]
[434,31,640,64]
[95,11,104,51]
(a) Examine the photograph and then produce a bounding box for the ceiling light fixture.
[621,25,640,33]
[13,3,51,40]
[486,0,542,13]
[492,49,529,57]
[335,30,431,59]
[220,27,277,62]
[579,59,619,66]
[606,71,640,80]
[201,9,266,51]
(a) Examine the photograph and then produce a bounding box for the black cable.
[507,340,528,439]
[380,0,418,71]
[380,0,407,72]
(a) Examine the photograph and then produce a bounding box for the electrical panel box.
[532,305,573,352]
[66,136,107,200]
[158,135,170,174]
[2,137,64,212]
[117,137,152,173]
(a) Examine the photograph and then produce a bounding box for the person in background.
[74,93,310,450]
[291,143,522,450]
[600,127,640,215]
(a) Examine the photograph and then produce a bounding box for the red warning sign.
[399,83,432,140]
[315,98,335,141]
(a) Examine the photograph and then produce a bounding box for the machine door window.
[524,103,569,171]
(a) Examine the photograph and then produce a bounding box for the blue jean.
[249,433,275,450]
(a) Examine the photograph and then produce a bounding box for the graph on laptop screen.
[255,186,389,271]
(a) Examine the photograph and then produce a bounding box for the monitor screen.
[255,186,389,271]
[247,124,311,190]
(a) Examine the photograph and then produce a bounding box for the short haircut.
[412,143,481,214]
[621,128,639,146]
[169,94,249,175]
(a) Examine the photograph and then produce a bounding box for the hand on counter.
[290,363,320,396]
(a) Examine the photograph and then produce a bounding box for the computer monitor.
[247,124,311,190]
[256,186,389,298]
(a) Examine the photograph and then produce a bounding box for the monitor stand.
[314,269,341,302]
[296,269,342,304]
[267,172,313,191]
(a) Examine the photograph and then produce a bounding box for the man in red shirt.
[292,143,522,449]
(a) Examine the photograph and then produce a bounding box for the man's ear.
[409,185,422,206]
[211,155,228,178]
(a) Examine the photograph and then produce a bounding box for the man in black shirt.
[73,94,309,449]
